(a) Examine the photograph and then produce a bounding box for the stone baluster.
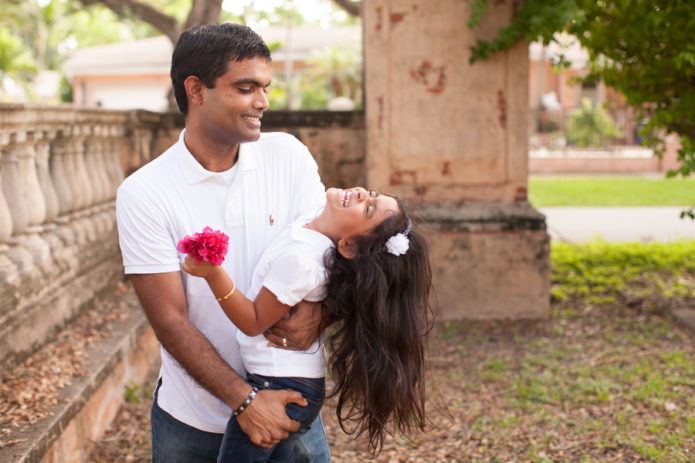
[1,133,37,272]
[108,127,126,194]
[49,134,78,264]
[17,133,51,265]
[34,132,59,224]
[82,128,110,236]
[98,137,115,201]
[93,126,112,205]
[84,126,107,206]
[0,140,18,281]
[71,129,94,212]
[50,134,75,216]
[2,137,29,235]
[36,131,65,263]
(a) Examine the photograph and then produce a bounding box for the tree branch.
[78,0,181,43]
[332,0,361,17]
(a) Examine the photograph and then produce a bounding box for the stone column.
[363,0,550,319]
[1,134,38,272]
[70,130,94,213]
[84,128,107,206]
[50,134,74,217]
[17,133,51,265]
[0,142,18,281]
[35,133,60,224]
[37,131,66,264]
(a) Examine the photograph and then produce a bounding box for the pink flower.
[177,227,229,265]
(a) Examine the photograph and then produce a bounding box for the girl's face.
[324,187,399,241]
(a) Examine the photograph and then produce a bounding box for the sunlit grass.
[529,175,695,206]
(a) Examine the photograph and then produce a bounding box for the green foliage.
[0,25,36,87]
[566,98,623,148]
[467,0,576,64]
[124,382,141,404]
[468,0,695,179]
[551,240,695,308]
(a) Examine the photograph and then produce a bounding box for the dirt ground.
[86,302,695,463]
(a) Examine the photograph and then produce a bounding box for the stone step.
[0,282,159,463]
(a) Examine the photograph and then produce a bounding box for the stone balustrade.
[0,103,172,371]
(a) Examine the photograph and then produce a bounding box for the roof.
[62,25,361,78]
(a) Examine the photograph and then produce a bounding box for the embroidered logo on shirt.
[269,213,275,226]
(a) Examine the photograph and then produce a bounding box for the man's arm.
[264,300,325,350]
[130,272,304,447]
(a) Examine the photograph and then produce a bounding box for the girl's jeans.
[150,377,330,463]
[217,373,326,463]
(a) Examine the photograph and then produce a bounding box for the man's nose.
[254,89,269,110]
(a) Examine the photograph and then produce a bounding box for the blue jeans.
[150,378,331,463]
[217,373,326,463]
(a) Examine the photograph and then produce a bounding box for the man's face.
[199,57,271,145]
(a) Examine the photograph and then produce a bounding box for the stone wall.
[150,110,367,189]
[0,104,170,372]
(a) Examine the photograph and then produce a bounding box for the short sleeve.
[261,250,326,307]
[116,181,180,274]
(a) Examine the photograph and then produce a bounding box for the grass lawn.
[529,176,695,207]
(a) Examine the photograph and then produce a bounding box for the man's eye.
[238,88,252,94]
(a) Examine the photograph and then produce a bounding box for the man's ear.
[184,75,204,106]
[337,238,358,260]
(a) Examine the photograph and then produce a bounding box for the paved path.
[539,206,695,242]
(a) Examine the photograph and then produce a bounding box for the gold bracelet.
[216,283,236,302]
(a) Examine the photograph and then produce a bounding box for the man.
[116,23,331,462]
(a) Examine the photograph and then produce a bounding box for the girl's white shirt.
[238,218,333,378]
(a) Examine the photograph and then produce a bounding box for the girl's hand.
[181,255,217,279]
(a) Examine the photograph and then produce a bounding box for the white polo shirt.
[116,130,325,433]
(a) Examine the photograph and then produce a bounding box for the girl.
[181,186,432,462]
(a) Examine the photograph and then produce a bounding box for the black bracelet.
[233,387,258,417]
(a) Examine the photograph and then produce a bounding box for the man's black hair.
[171,23,271,115]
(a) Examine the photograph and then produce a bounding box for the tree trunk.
[184,0,223,31]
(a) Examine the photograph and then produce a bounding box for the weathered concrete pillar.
[364,0,550,319]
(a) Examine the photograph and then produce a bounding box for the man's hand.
[236,388,306,448]
[264,300,323,350]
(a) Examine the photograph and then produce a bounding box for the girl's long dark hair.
[322,197,433,455]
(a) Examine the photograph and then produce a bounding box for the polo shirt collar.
[176,129,260,184]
